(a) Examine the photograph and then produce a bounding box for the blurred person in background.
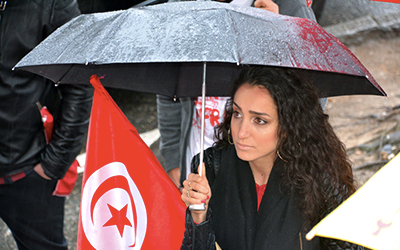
[0,1,93,249]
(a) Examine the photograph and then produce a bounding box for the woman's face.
[230,83,279,167]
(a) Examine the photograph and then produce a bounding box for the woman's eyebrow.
[233,101,271,117]
[249,110,271,117]
[233,102,241,110]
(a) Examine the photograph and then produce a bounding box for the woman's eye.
[233,111,241,118]
[254,118,266,125]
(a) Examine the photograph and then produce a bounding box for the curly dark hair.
[215,66,356,227]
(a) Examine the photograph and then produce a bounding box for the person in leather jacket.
[180,66,363,249]
[0,1,93,249]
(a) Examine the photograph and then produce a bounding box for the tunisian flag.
[77,75,186,249]
[371,0,400,3]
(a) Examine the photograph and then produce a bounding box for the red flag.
[77,75,186,249]
[370,0,400,3]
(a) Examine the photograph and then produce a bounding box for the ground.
[324,36,400,187]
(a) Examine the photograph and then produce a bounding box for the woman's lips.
[235,142,253,150]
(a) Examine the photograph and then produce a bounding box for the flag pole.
[189,62,207,211]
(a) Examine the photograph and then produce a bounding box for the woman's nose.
[237,120,250,139]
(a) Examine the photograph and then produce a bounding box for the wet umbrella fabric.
[14,1,385,98]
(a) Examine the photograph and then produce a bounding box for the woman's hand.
[254,0,279,14]
[181,163,211,224]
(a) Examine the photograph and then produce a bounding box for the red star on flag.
[103,204,132,237]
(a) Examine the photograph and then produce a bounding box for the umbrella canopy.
[306,153,400,249]
[14,1,385,98]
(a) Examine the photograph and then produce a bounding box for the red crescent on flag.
[90,175,138,242]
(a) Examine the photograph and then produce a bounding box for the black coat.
[0,0,93,179]
[181,146,364,250]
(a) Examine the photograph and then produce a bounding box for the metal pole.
[199,62,206,177]
[189,62,207,211]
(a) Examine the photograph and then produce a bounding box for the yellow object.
[306,153,400,250]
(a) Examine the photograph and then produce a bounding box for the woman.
[181,66,363,249]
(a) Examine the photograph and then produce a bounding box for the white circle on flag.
[81,162,147,249]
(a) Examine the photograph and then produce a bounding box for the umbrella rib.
[57,64,75,84]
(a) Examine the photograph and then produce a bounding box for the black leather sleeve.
[41,84,93,179]
[181,208,216,250]
[38,0,92,179]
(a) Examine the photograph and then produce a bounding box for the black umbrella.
[14,1,386,209]
[14,1,385,98]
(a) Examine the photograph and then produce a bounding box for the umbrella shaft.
[188,62,207,212]
[199,62,206,177]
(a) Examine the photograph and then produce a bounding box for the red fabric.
[0,171,28,185]
[10,171,27,182]
[77,75,186,250]
[40,107,54,143]
[40,106,78,197]
[52,159,79,196]
[256,183,267,211]
[370,0,400,3]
